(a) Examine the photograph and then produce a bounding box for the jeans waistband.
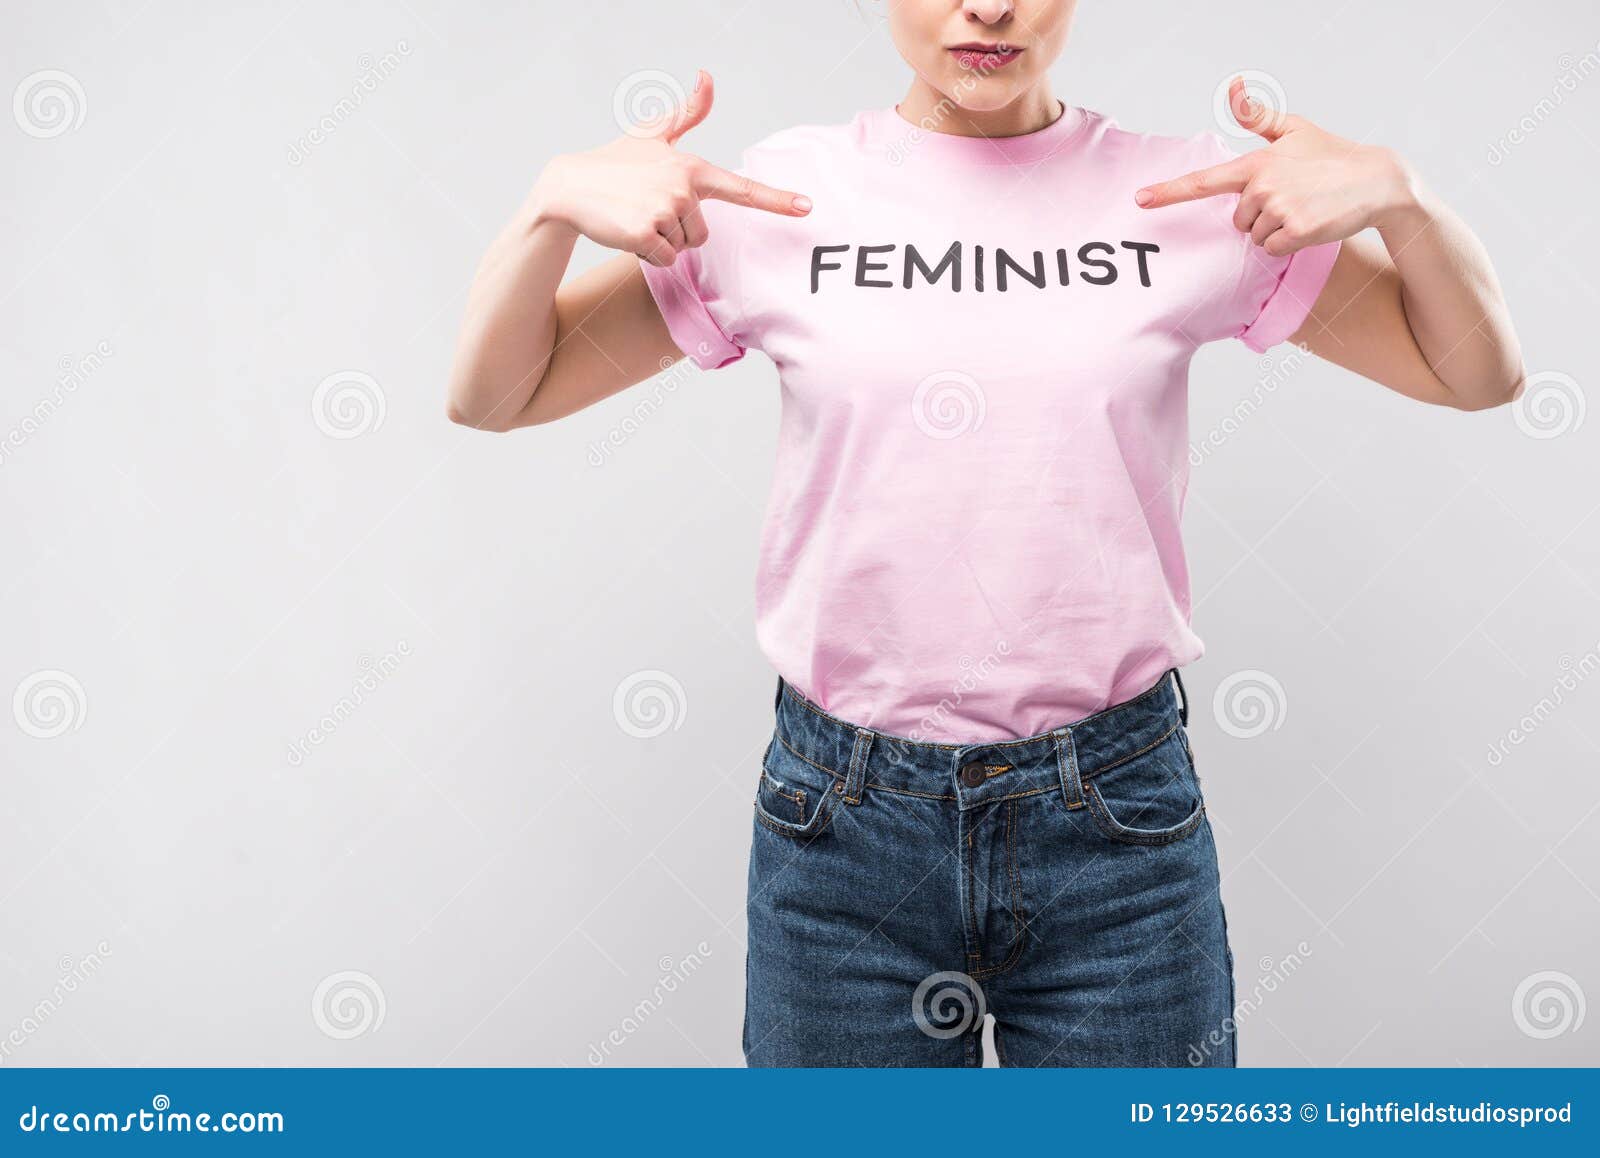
[772,669,1189,811]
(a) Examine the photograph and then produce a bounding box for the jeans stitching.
[1078,719,1182,783]
[971,799,1027,980]
[1083,781,1206,847]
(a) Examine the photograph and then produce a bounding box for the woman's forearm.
[1376,181,1524,409]
[446,202,578,430]
[445,83,808,434]
[1137,87,1524,412]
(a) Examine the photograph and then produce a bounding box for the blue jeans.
[744,670,1235,1067]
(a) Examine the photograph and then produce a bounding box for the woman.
[446,1,1522,1067]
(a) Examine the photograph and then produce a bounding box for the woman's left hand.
[1134,77,1423,255]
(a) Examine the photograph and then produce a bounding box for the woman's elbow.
[1445,364,1526,412]
[446,384,527,432]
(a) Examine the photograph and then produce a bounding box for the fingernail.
[692,71,704,94]
[1134,189,1153,207]
[792,195,812,214]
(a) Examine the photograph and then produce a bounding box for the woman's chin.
[942,77,1032,114]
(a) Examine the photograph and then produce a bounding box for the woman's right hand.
[529,70,811,267]
[448,71,808,432]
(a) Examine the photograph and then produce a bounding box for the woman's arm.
[446,229,673,432]
[1137,78,1524,410]
[1292,206,1521,411]
[446,72,809,432]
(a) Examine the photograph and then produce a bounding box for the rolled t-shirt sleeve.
[638,195,749,371]
[1233,236,1340,353]
[1192,133,1339,353]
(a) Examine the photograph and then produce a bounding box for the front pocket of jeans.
[758,769,807,824]
[1082,729,1205,847]
[752,734,838,840]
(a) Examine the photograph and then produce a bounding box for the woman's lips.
[949,45,1023,71]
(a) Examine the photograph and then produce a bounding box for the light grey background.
[3,0,1598,1067]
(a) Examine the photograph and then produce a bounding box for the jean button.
[958,760,985,789]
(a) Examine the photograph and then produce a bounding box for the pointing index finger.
[1135,155,1256,209]
[692,161,812,217]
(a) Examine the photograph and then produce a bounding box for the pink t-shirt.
[641,105,1339,743]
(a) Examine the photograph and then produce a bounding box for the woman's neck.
[895,76,1062,139]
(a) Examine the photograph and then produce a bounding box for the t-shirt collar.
[862,101,1087,167]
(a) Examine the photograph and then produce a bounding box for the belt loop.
[1171,667,1189,727]
[773,676,785,715]
[1052,726,1084,810]
[843,728,873,805]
